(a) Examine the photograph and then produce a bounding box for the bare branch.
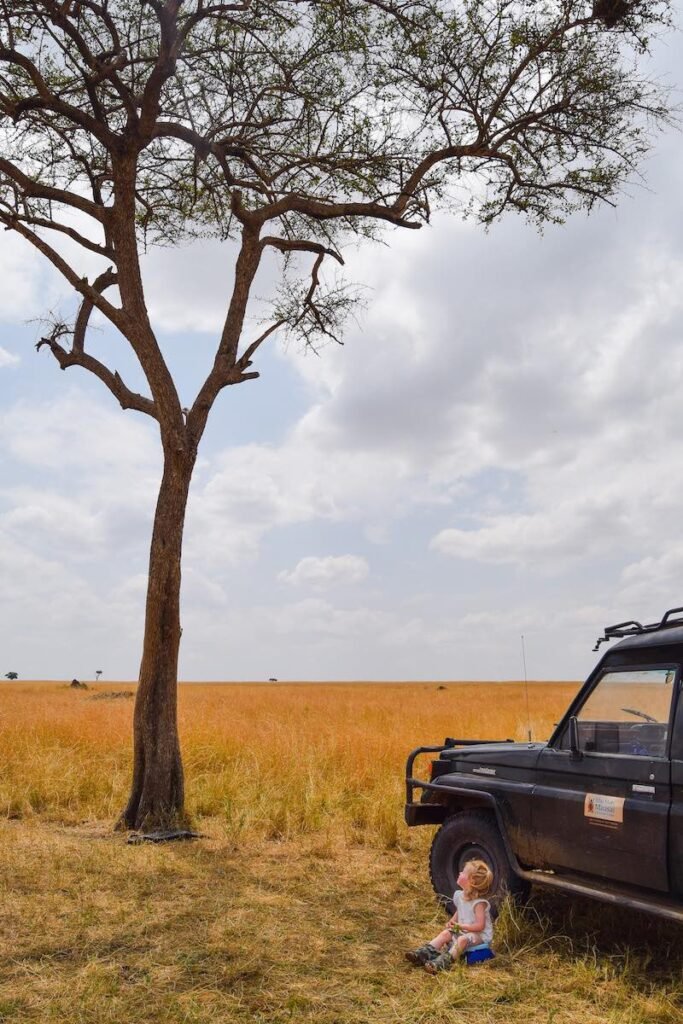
[0,206,114,259]
[138,0,183,139]
[32,262,156,416]
[261,235,344,265]
[73,265,118,353]
[152,119,268,193]
[36,320,157,419]
[256,194,423,230]
[235,317,287,372]
[0,211,125,331]
[186,223,263,444]
[0,157,109,223]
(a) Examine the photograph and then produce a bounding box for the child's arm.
[456,902,487,933]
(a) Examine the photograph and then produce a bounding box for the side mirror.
[568,715,582,760]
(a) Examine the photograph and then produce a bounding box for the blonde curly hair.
[462,859,493,899]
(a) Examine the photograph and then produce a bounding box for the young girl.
[405,859,494,973]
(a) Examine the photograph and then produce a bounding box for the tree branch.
[36,322,157,419]
[177,0,254,46]
[186,224,263,446]
[260,235,344,265]
[152,119,270,194]
[138,1,183,139]
[0,43,114,144]
[0,212,126,331]
[33,261,156,416]
[235,317,287,373]
[73,265,118,353]
[0,157,109,223]
[256,194,424,230]
[0,206,114,260]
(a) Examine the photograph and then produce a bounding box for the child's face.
[457,866,473,891]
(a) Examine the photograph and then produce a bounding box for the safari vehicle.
[405,608,683,922]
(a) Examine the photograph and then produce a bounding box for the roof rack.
[593,606,683,652]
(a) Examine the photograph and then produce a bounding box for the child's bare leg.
[428,929,454,951]
[450,935,471,959]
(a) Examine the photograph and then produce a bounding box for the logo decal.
[584,793,624,824]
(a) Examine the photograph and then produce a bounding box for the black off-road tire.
[429,810,530,914]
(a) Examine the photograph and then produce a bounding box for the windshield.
[566,667,676,757]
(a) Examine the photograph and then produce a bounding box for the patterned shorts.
[452,932,484,948]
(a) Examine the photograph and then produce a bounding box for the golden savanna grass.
[0,680,578,840]
[0,681,681,1024]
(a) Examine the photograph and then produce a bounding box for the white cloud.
[0,346,19,368]
[3,488,105,554]
[0,527,147,679]
[430,497,627,567]
[181,566,228,608]
[0,391,159,472]
[278,554,369,589]
[139,238,283,337]
[269,597,389,638]
[615,547,683,616]
[0,392,160,585]
[184,434,436,568]
[0,236,45,322]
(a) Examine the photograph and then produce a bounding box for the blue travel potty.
[465,943,495,966]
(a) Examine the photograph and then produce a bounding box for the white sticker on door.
[584,793,624,824]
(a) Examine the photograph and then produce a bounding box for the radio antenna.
[521,634,532,741]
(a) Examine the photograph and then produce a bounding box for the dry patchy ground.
[1,820,681,1024]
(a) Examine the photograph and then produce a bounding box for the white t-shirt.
[453,890,493,943]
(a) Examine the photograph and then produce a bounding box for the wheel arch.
[437,790,523,875]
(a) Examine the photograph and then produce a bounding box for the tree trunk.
[119,446,195,830]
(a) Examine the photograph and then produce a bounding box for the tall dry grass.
[0,681,578,843]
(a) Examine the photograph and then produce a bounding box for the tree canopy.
[0,1,673,371]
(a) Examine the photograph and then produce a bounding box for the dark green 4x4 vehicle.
[405,609,683,922]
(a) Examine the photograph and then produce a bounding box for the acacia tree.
[0,0,672,829]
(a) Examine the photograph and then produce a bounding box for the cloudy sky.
[2,16,683,683]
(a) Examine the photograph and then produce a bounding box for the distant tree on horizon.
[4,672,18,681]
[0,0,672,830]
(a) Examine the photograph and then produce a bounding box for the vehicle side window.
[562,668,676,757]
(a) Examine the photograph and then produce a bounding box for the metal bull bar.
[405,738,509,805]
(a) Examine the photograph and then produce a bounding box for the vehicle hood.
[439,741,546,775]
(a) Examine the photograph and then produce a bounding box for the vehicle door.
[531,665,676,891]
